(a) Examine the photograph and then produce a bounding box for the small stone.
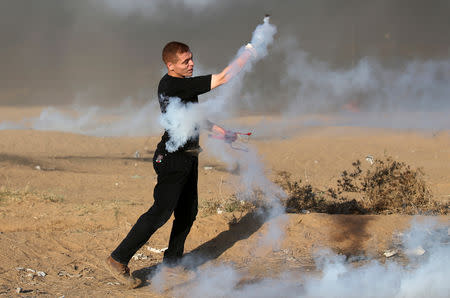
[365,155,374,165]
[383,249,397,258]
[301,210,310,214]
[37,271,46,277]
[35,165,41,171]
[16,267,25,271]
[204,166,213,170]
[58,271,67,277]
[217,208,223,214]
[26,269,36,273]
[134,151,141,158]
[132,253,149,260]
[115,182,119,186]
[16,287,23,294]
[147,247,168,254]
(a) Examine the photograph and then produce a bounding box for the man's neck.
[167,71,184,78]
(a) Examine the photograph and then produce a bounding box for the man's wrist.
[212,124,226,135]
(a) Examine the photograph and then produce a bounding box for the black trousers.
[111,151,198,265]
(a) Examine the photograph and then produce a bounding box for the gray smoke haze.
[1,0,449,109]
[1,3,449,296]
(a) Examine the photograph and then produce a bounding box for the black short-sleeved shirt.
[156,74,212,153]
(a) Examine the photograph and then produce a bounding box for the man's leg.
[163,155,198,265]
[111,154,191,265]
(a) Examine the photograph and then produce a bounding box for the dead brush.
[276,157,447,215]
[275,171,328,213]
[329,156,447,215]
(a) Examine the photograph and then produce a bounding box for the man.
[106,41,256,288]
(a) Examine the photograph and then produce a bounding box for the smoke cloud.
[160,17,276,152]
[160,97,205,152]
[2,0,449,108]
[278,39,450,114]
[0,99,161,136]
[149,219,448,297]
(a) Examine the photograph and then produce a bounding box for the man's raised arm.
[210,44,257,90]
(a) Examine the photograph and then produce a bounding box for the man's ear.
[167,62,174,71]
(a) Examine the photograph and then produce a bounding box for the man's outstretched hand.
[212,124,237,143]
[245,43,258,59]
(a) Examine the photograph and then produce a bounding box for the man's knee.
[175,204,197,223]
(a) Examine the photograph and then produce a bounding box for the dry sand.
[0,107,448,296]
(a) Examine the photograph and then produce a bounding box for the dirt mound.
[278,157,448,215]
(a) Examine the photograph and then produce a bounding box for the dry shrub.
[275,171,366,214]
[276,171,327,212]
[199,195,255,216]
[0,186,65,204]
[360,157,437,213]
[332,157,445,214]
[277,157,447,215]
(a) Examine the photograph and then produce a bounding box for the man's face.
[168,51,194,78]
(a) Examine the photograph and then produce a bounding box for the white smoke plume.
[204,136,288,247]
[0,99,161,136]
[160,17,276,152]
[301,219,449,297]
[249,16,277,60]
[210,17,278,111]
[159,98,288,245]
[160,97,206,152]
[230,16,278,75]
[149,219,448,297]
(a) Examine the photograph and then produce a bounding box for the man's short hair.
[162,41,190,64]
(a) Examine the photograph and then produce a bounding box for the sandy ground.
[0,107,449,296]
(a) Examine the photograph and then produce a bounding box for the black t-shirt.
[156,74,212,153]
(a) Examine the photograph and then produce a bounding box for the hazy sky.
[1,0,449,107]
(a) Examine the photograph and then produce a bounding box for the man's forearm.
[210,46,255,90]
